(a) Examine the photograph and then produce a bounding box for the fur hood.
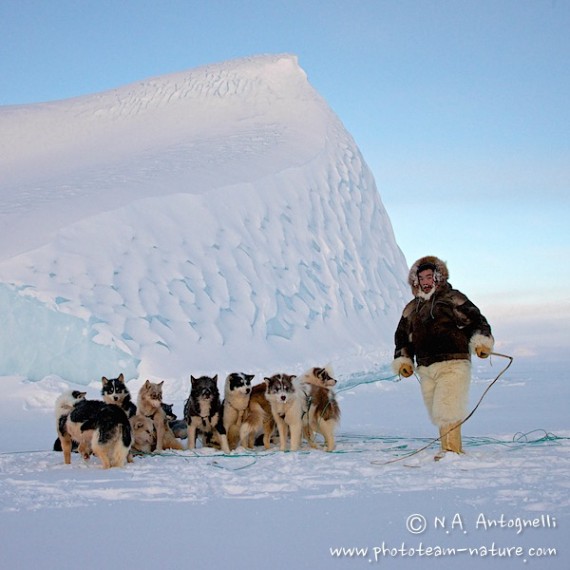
[408,255,449,297]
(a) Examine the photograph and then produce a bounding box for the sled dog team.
[55,366,341,469]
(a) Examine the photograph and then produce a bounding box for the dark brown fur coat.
[394,256,493,367]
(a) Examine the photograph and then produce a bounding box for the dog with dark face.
[101,374,137,418]
[265,373,303,451]
[223,372,254,450]
[296,366,341,452]
[161,403,188,440]
[184,375,229,453]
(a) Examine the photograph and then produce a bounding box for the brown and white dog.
[239,381,275,449]
[137,380,183,452]
[296,365,341,452]
[264,373,303,451]
[222,372,254,450]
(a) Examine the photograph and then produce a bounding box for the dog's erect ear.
[158,381,164,388]
[118,373,124,382]
[144,379,151,388]
[290,374,297,381]
[102,377,108,385]
[191,375,197,383]
[247,374,255,382]
[213,374,218,382]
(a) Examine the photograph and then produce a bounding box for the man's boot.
[434,426,450,461]
[446,421,464,454]
[435,421,464,460]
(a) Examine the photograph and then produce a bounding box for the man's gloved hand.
[399,363,414,377]
[475,346,490,358]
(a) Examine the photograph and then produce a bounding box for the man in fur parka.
[393,255,494,459]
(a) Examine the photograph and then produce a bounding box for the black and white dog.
[101,374,137,418]
[56,394,132,468]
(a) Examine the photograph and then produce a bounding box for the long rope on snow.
[370,351,514,467]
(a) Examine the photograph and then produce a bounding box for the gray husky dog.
[265,373,303,451]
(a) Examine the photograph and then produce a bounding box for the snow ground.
[0,353,568,569]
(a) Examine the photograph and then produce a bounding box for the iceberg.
[0,54,408,383]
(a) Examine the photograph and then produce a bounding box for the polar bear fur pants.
[417,359,471,427]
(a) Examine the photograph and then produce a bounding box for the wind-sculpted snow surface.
[0,54,408,382]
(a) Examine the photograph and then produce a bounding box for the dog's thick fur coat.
[54,390,86,453]
[184,375,229,453]
[223,372,254,450]
[265,373,303,451]
[137,380,183,452]
[129,413,155,454]
[239,382,275,449]
[296,366,341,452]
[101,374,137,418]
[59,398,132,468]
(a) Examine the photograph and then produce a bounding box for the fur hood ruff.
[408,255,449,297]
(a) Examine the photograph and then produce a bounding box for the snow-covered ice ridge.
[0,54,408,383]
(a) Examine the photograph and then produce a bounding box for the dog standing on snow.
[223,372,254,450]
[296,366,340,452]
[57,394,132,469]
[265,373,303,451]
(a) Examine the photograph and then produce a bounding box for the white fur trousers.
[417,359,471,427]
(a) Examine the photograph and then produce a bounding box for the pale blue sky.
[1,1,568,326]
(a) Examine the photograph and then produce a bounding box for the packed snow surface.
[0,355,568,569]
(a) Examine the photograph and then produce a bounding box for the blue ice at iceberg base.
[0,284,139,384]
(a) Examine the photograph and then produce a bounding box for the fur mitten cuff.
[392,356,415,377]
[469,333,494,358]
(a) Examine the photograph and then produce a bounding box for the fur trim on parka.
[394,255,494,368]
[408,255,449,297]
